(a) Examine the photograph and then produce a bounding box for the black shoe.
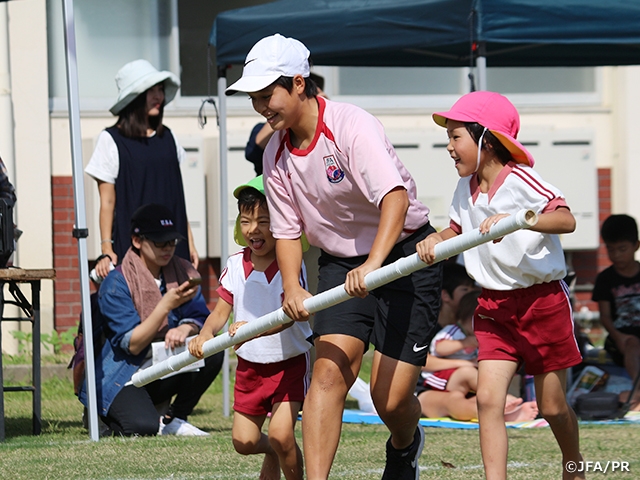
[82,407,113,437]
[381,425,425,480]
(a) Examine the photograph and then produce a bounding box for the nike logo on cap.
[244,58,257,66]
[413,343,428,352]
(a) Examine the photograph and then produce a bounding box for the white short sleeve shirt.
[217,248,312,364]
[429,324,477,361]
[450,162,568,290]
[85,129,187,184]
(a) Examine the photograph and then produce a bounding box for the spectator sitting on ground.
[423,261,478,373]
[77,203,224,437]
[592,214,640,410]
[416,290,538,422]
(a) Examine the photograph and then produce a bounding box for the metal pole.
[61,0,99,442]
[476,42,487,91]
[131,209,537,387]
[217,66,230,417]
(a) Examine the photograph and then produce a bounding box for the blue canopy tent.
[212,0,640,69]
[209,0,640,413]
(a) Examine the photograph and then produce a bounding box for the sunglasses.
[142,237,180,248]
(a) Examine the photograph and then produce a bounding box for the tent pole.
[476,41,487,91]
[61,0,99,441]
[217,66,230,417]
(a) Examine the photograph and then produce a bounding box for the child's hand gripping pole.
[130,209,537,388]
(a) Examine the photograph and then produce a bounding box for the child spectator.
[189,175,312,480]
[422,261,478,375]
[422,290,479,394]
[416,91,583,479]
[226,34,441,480]
[436,261,477,328]
[592,214,640,410]
[417,291,537,422]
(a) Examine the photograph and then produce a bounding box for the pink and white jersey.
[263,96,430,258]
[449,162,568,290]
[217,248,312,364]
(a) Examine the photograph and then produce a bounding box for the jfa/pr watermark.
[566,461,630,474]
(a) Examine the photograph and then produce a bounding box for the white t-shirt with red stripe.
[429,323,477,361]
[263,96,430,258]
[217,248,312,364]
[449,162,568,290]
[420,323,477,390]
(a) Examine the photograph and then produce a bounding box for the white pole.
[131,209,537,387]
[61,0,99,441]
[476,42,487,91]
[217,68,230,417]
[477,55,487,91]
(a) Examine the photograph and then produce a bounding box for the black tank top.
[107,126,190,262]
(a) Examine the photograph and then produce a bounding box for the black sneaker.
[381,425,425,480]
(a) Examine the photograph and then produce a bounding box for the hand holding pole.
[130,209,537,387]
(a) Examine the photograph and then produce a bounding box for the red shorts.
[474,281,582,375]
[422,368,457,391]
[233,352,311,416]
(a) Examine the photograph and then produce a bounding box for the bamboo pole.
[131,209,537,387]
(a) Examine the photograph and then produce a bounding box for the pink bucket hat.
[433,91,534,167]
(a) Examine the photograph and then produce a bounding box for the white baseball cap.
[226,34,310,96]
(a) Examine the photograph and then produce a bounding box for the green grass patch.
[2,357,640,479]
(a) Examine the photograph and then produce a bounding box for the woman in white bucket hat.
[85,59,198,278]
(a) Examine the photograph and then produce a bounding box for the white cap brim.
[226,73,281,96]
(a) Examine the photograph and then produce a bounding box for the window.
[338,67,463,96]
[47,0,274,110]
[47,0,173,107]
[46,0,599,111]
[337,66,596,96]
[178,0,272,97]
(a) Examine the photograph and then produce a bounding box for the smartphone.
[187,277,202,287]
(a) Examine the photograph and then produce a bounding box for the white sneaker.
[158,417,210,436]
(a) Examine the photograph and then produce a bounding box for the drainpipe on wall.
[0,3,17,355]
[0,4,15,191]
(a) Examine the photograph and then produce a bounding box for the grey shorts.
[313,223,442,366]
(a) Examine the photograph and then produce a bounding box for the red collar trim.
[285,96,325,156]
[242,247,279,283]
[470,162,514,204]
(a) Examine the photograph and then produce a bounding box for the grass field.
[2,366,639,479]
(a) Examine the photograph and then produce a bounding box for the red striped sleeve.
[216,285,233,305]
[511,165,556,202]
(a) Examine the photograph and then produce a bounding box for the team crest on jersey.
[323,155,344,184]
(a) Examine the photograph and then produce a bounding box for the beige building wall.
[2,0,640,354]
[3,0,53,354]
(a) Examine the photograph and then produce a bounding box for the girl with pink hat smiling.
[416,91,584,479]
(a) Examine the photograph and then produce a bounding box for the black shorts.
[313,223,442,366]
